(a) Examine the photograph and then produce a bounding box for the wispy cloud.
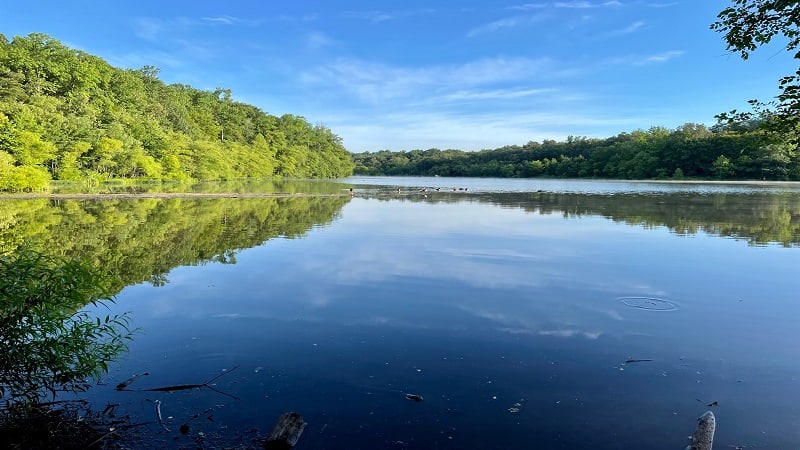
[133,15,258,41]
[341,10,395,22]
[642,50,684,63]
[341,8,436,23]
[300,56,558,103]
[611,20,645,35]
[554,1,622,8]
[507,1,621,10]
[437,87,557,102]
[467,17,522,37]
[201,15,245,25]
[644,1,678,7]
[506,3,548,11]
[605,50,684,66]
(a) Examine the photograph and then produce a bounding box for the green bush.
[0,248,132,409]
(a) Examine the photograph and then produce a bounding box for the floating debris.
[405,393,424,402]
[155,400,170,432]
[507,398,526,413]
[115,372,150,390]
[619,296,677,311]
[625,358,653,364]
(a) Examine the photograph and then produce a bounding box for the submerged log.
[264,412,307,449]
[686,411,715,450]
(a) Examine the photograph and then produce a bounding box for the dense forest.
[353,122,800,180]
[0,33,354,192]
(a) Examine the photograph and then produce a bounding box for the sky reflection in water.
[97,185,800,449]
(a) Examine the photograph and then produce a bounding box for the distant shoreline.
[3,178,800,200]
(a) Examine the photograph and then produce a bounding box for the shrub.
[0,248,132,409]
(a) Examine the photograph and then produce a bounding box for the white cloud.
[437,87,557,102]
[467,17,522,37]
[605,50,684,66]
[341,8,436,22]
[341,10,395,22]
[300,56,557,103]
[554,1,622,7]
[201,15,243,25]
[616,20,645,34]
[643,50,684,63]
[506,3,548,11]
[289,53,662,152]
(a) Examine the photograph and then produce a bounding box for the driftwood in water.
[115,366,239,399]
[686,410,715,450]
[264,412,307,449]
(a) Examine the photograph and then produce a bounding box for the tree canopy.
[0,33,353,191]
[353,122,799,180]
[711,0,800,134]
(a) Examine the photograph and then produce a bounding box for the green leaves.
[0,248,132,409]
[711,0,800,137]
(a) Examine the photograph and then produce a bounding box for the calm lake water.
[4,177,800,449]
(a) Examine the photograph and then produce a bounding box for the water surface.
[3,177,799,449]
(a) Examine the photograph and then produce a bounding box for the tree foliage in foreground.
[0,249,132,409]
[0,33,353,191]
[353,122,800,180]
[711,0,800,136]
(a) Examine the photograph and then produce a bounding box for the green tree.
[711,155,736,178]
[711,0,800,133]
[12,131,57,166]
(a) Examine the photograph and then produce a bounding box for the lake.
[3,177,800,449]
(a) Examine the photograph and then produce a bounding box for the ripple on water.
[619,296,678,311]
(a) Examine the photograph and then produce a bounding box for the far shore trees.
[352,123,799,180]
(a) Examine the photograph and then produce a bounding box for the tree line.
[0,33,354,192]
[352,122,799,180]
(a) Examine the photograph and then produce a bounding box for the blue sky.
[2,1,795,152]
